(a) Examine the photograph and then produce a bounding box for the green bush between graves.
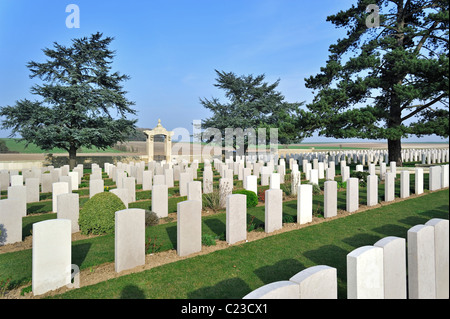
[232,189,258,208]
[78,192,126,235]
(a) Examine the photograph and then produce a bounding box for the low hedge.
[78,192,126,235]
[232,189,258,208]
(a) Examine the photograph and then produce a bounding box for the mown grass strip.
[51,188,448,299]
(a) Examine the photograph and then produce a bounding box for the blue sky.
[0,0,447,143]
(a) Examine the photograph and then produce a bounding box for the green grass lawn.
[49,188,448,299]
[0,163,447,299]
[1,181,447,298]
[0,138,122,154]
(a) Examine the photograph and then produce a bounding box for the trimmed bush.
[232,189,258,208]
[79,192,126,235]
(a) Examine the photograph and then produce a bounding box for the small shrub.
[247,215,264,232]
[337,181,347,190]
[232,189,258,208]
[257,189,266,202]
[282,213,295,223]
[78,192,126,235]
[145,210,159,226]
[202,233,217,246]
[145,236,163,254]
[203,187,222,213]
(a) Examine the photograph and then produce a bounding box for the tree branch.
[401,93,447,122]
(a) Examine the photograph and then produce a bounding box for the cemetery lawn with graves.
[0,163,448,299]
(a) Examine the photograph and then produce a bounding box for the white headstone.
[32,219,71,295]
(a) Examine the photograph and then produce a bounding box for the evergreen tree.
[0,32,137,168]
[300,0,448,165]
[200,70,303,155]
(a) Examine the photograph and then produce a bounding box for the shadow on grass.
[165,225,177,249]
[341,233,382,249]
[303,245,349,299]
[372,224,410,238]
[120,284,146,299]
[204,218,226,237]
[253,258,305,285]
[188,277,251,299]
[71,243,92,269]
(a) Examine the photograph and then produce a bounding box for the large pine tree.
[300,0,449,165]
[0,32,137,168]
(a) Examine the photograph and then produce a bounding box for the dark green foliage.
[201,234,217,246]
[350,171,371,187]
[0,140,8,152]
[300,1,449,165]
[232,189,258,208]
[282,213,295,223]
[0,32,137,168]
[79,192,126,235]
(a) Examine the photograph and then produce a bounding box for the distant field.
[0,138,122,154]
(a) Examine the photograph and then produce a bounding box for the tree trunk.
[388,138,402,167]
[69,145,77,170]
